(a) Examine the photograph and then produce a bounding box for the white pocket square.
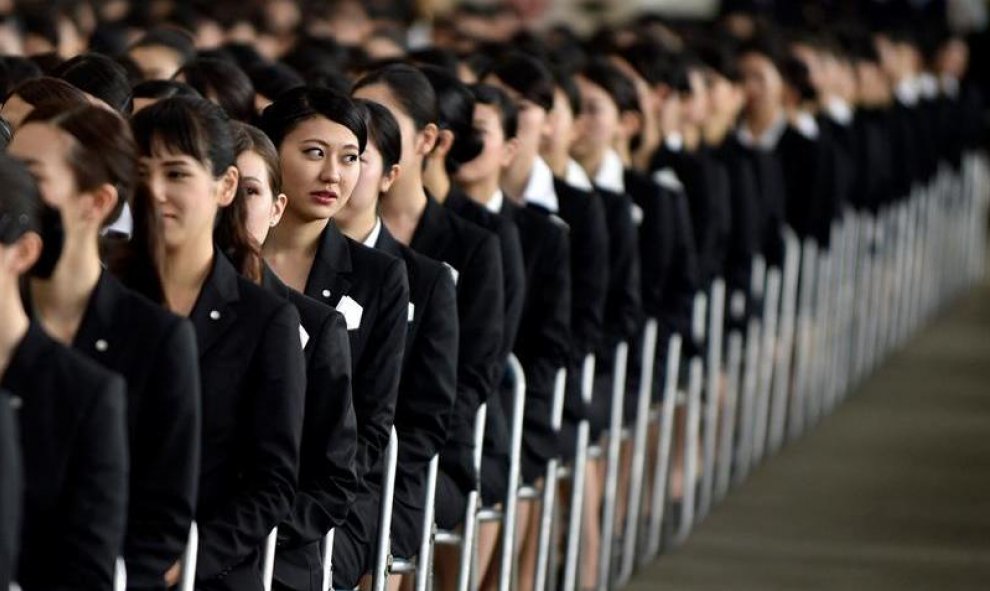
[336,295,364,331]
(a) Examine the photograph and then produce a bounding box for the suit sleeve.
[394,268,458,511]
[519,224,572,466]
[0,395,21,591]
[569,197,608,361]
[662,190,701,357]
[351,259,408,482]
[197,303,306,581]
[59,373,128,590]
[441,234,503,492]
[124,319,201,587]
[282,311,358,544]
[498,221,526,362]
[605,194,643,345]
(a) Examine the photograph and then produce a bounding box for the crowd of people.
[0,1,986,591]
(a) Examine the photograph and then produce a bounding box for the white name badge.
[336,295,364,331]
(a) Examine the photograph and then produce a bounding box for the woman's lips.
[310,190,338,206]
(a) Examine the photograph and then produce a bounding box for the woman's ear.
[620,111,643,140]
[5,231,42,276]
[500,137,520,168]
[270,193,288,226]
[380,163,401,193]
[417,123,440,157]
[85,183,121,226]
[433,129,455,158]
[216,165,240,207]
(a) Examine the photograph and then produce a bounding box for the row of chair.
[85,148,987,591]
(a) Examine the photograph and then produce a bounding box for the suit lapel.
[305,223,352,307]
[72,271,126,366]
[189,252,240,358]
[410,195,451,257]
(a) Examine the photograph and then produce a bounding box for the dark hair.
[408,48,461,76]
[232,121,282,196]
[260,85,367,152]
[4,76,90,109]
[695,38,741,82]
[421,65,483,173]
[21,9,59,49]
[249,62,305,102]
[130,27,197,64]
[579,58,641,114]
[132,79,201,102]
[176,58,256,122]
[0,153,42,245]
[736,35,788,74]
[780,54,817,102]
[623,40,690,92]
[354,98,402,171]
[221,43,268,72]
[132,97,262,284]
[553,66,582,117]
[487,52,555,111]
[472,83,518,139]
[353,63,438,131]
[54,53,133,114]
[24,104,137,226]
[28,52,64,75]
[88,22,132,57]
[0,57,42,98]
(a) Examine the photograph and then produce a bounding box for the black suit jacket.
[594,186,644,352]
[712,136,762,300]
[500,199,571,469]
[191,252,306,588]
[444,188,526,368]
[368,225,458,556]
[300,222,408,491]
[410,196,504,494]
[261,266,358,549]
[3,322,128,591]
[32,271,201,590]
[0,389,21,591]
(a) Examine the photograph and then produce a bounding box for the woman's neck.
[459,174,501,207]
[380,172,428,246]
[743,104,782,139]
[502,149,537,203]
[422,157,451,204]
[542,145,569,179]
[162,235,214,317]
[336,202,378,244]
[683,125,702,152]
[576,149,605,182]
[0,284,29,381]
[30,229,102,345]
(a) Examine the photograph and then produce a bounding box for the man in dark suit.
[0,153,128,591]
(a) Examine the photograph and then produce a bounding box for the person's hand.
[164,561,182,588]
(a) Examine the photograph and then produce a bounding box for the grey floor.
[630,279,990,590]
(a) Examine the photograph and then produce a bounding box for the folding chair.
[789,237,818,442]
[614,321,659,588]
[371,429,400,591]
[487,355,525,591]
[322,529,334,591]
[769,229,800,453]
[642,334,683,559]
[262,527,278,591]
[596,340,629,591]
[699,277,726,518]
[115,557,126,591]
[388,454,440,591]
[673,358,704,546]
[434,402,488,591]
[714,331,743,503]
[178,522,199,591]
[735,255,765,482]
[752,265,781,463]
[561,354,596,591]
[529,367,568,591]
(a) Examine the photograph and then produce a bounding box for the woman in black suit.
[8,103,202,591]
[335,98,458,579]
[130,97,307,591]
[230,123,360,591]
[352,65,505,575]
[258,87,409,590]
[0,152,128,591]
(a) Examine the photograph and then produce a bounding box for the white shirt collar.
[737,114,788,151]
[594,149,626,194]
[486,189,504,214]
[565,159,593,191]
[895,77,921,106]
[362,217,383,248]
[941,75,960,98]
[522,157,559,213]
[918,73,939,100]
[664,132,684,152]
[653,167,683,193]
[101,201,133,238]
[825,97,854,126]
[792,111,820,140]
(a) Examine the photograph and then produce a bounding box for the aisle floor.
[630,279,990,590]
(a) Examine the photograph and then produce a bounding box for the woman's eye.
[343,154,359,164]
[245,187,259,196]
[166,170,188,180]
[303,147,325,159]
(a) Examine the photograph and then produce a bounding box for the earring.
[270,220,277,227]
